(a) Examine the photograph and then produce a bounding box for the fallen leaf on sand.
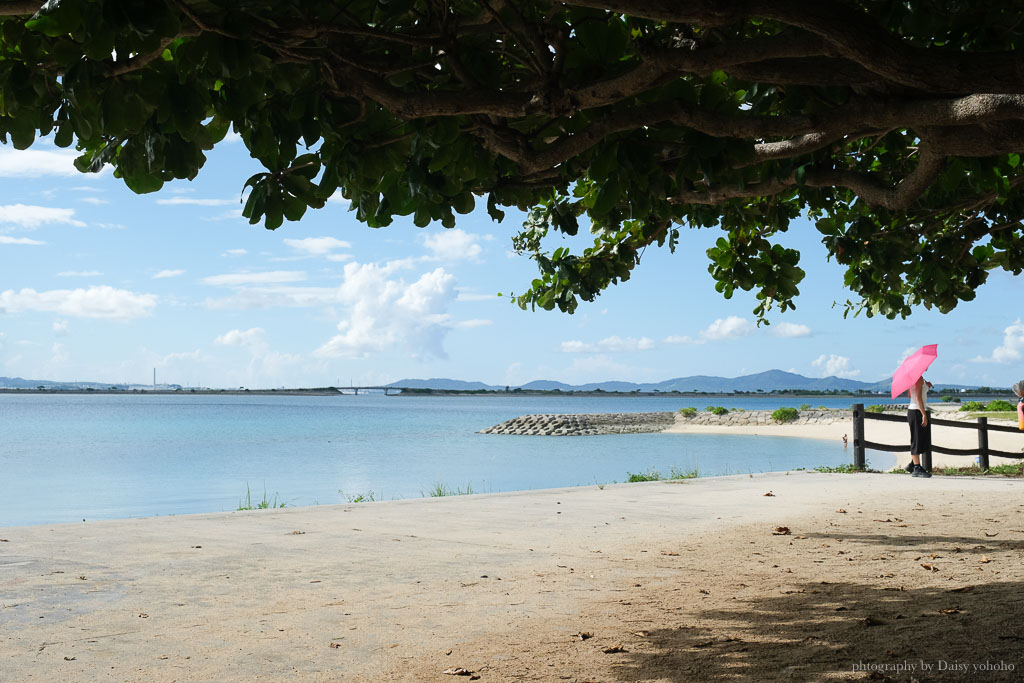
[602,644,627,654]
[660,550,679,556]
[836,509,847,514]
[442,667,474,676]
[984,532,998,537]
[920,564,939,572]
[929,553,942,559]
[138,613,149,618]
[939,607,961,614]
[0,539,8,542]
[574,632,593,641]
[329,642,342,649]
[773,527,791,535]
[980,556,991,564]
[289,531,306,535]
[63,656,76,661]
[764,491,775,497]
[445,649,452,656]
[633,631,649,637]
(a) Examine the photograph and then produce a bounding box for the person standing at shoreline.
[907,376,933,477]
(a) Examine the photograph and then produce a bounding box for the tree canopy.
[2,0,1023,321]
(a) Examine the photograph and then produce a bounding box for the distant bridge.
[337,386,409,396]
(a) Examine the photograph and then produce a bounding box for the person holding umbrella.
[892,344,938,478]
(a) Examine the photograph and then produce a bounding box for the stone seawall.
[480,409,850,436]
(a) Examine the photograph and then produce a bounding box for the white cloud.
[315,263,457,359]
[456,291,497,302]
[215,327,266,347]
[203,286,339,310]
[52,319,69,336]
[283,236,352,260]
[453,318,492,329]
[155,197,236,206]
[57,270,102,277]
[153,269,185,279]
[0,204,86,229]
[80,197,108,205]
[812,354,861,379]
[971,319,1024,364]
[702,316,754,341]
[771,322,811,338]
[202,271,306,286]
[0,149,80,177]
[560,336,654,353]
[663,335,695,345]
[421,229,483,262]
[224,248,248,256]
[0,286,157,319]
[0,235,45,245]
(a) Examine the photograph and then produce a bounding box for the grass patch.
[340,490,375,503]
[237,484,286,510]
[424,482,475,497]
[813,464,868,474]
[627,466,698,482]
[964,411,1017,420]
[678,406,697,417]
[771,406,799,422]
[930,463,1024,477]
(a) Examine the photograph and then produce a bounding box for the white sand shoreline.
[664,406,1024,469]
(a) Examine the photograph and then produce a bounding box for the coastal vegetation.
[237,485,286,511]
[3,4,1024,322]
[627,467,699,483]
[771,407,800,423]
[424,483,476,497]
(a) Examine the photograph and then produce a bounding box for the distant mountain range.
[1,370,979,394]
[389,370,976,394]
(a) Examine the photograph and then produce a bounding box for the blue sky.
[1,136,1022,389]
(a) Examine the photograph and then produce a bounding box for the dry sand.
[3,468,1024,682]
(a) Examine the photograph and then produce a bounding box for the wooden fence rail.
[851,403,1023,471]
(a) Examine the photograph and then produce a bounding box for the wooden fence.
[851,403,1024,471]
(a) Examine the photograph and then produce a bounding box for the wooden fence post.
[977,416,989,470]
[923,409,933,472]
[852,404,865,469]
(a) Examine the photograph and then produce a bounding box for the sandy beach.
[3,466,1024,682]
[665,405,1024,469]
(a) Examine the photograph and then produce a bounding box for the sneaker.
[905,461,915,473]
[911,465,932,478]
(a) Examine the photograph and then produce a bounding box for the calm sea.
[0,393,892,527]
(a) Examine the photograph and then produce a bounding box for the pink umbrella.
[891,344,938,400]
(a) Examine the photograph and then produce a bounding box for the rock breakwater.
[480,412,676,436]
[481,409,850,436]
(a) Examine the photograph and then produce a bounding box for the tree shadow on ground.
[607,533,1024,683]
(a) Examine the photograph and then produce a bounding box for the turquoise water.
[0,394,889,527]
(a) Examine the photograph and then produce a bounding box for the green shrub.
[627,469,662,482]
[941,395,954,402]
[986,399,1015,411]
[771,407,799,422]
[865,405,887,413]
[678,406,697,417]
[959,401,986,411]
[707,406,728,416]
[799,404,812,411]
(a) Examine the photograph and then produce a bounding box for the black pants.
[907,409,931,456]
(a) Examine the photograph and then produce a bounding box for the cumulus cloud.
[560,336,655,353]
[153,269,185,279]
[422,229,483,262]
[80,197,108,205]
[0,204,86,229]
[315,263,458,359]
[283,236,352,261]
[203,286,339,310]
[0,149,80,177]
[52,319,69,336]
[665,317,755,345]
[202,271,306,286]
[771,322,812,338]
[224,248,247,256]
[215,327,266,347]
[0,235,45,245]
[971,319,1024,364]
[812,354,861,378]
[0,286,157,319]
